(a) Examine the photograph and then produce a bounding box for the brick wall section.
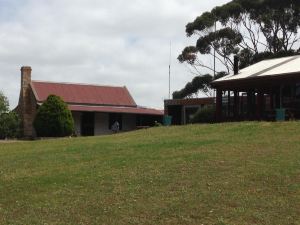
[164,98,215,114]
[164,98,215,107]
[18,67,37,137]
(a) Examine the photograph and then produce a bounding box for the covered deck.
[212,55,300,122]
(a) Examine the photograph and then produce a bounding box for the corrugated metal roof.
[214,55,300,83]
[68,104,164,115]
[31,81,137,107]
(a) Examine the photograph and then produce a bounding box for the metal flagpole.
[169,41,172,99]
[214,21,216,79]
[213,20,217,100]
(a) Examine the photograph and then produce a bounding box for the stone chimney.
[234,56,239,75]
[19,66,36,137]
[21,66,32,92]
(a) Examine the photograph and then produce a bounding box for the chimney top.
[21,66,32,71]
[234,56,239,75]
[20,66,32,86]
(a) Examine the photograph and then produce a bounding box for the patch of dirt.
[0,140,20,143]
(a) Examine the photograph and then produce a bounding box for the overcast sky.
[0,0,230,109]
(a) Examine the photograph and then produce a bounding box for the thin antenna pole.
[213,19,217,99]
[214,21,216,78]
[169,41,172,99]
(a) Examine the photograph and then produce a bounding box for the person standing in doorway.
[111,121,120,133]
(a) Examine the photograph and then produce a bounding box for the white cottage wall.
[72,112,138,136]
[72,112,81,136]
[122,114,136,131]
[94,113,111,135]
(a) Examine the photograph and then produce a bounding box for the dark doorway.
[185,106,199,124]
[136,115,163,126]
[167,105,182,125]
[109,113,122,130]
[81,112,95,136]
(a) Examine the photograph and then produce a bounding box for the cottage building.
[17,66,163,137]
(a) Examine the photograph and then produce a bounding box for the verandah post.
[234,91,239,119]
[216,88,222,122]
[257,91,264,120]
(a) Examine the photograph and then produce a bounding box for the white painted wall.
[122,114,136,131]
[94,113,111,135]
[72,112,81,136]
[72,112,137,136]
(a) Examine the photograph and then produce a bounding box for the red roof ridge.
[30,80,137,107]
[67,104,164,115]
[31,80,127,89]
[67,104,138,108]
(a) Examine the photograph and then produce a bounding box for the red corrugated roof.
[68,105,164,115]
[31,81,137,107]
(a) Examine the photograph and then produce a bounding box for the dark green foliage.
[190,106,215,124]
[196,28,242,56]
[33,95,74,137]
[177,46,198,64]
[0,91,20,139]
[186,12,215,36]
[176,0,300,98]
[179,0,300,72]
[213,1,244,23]
[173,74,213,99]
[172,72,226,99]
[0,112,20,139]
[0,91,9,114]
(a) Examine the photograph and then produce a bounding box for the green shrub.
[154,121,162,127]
[33,95,74,137]
[190,106,215,124]
[0,91,9,114]
[0,112,21,139]
[0,91,20,139]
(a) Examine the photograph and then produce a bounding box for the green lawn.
[0,122,300,225]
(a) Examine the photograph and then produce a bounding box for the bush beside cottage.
[33,95,75,137]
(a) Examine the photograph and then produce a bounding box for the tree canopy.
[173,72,226,99]
[175,0,300,98]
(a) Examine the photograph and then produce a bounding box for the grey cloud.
[0,0,230,109]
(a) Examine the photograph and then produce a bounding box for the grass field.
[0,122,300,225]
